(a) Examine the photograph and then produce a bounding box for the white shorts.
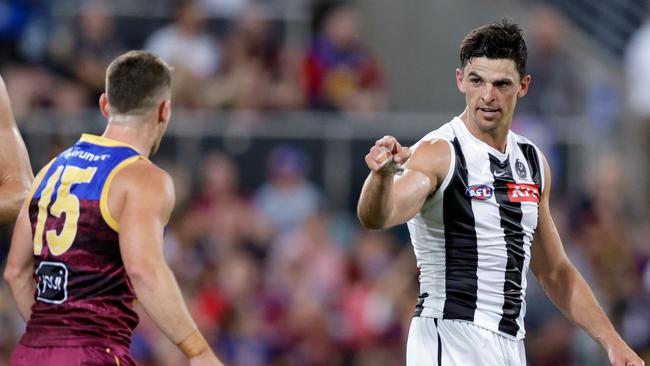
[406,317,527,366]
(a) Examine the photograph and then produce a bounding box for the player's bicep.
[5,202,35,277]
[387,139,451,225]
[117,166,174,273]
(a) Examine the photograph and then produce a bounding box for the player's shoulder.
[420,119,456,143]
[113,159,174,199]
[412,118,456,158]
[510,131,547,161]
[122,159,171,185]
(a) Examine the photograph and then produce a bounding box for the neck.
[459,109,509,153]
[102,116,156,157]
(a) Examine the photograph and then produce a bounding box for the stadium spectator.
[203,3,302,111]
[145,0,221,107]
[518,5,583,117]
[253,145,323,234]
[303,1,386,115]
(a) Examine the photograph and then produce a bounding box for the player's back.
[20,134,144,349]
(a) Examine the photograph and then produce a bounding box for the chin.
[477,118,504,133]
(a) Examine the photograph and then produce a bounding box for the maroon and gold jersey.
[20,134,145,349]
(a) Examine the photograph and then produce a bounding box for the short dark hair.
[459,19,527,78]
[105,50,173,115]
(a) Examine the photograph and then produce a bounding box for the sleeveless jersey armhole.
[27,158,56,205]
[536,147,545,194]
[429,139,457,201]
[100,156,145,232]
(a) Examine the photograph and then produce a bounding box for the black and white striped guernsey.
[407,116,544,340]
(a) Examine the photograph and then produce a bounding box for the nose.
[481,83,496,103]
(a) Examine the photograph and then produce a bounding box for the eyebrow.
[467,71,514,84]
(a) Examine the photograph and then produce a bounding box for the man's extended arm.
[357,136,450,229]
[0,76,33,222]
[114,161,223,365]
[4,201,37,321]
[531,157,643,366]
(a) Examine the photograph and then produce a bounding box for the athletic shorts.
[10,343,136,366]
[406,317,526,366]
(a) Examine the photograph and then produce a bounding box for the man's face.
[456,57,530,135]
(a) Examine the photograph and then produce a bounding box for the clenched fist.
[365,135,412,175]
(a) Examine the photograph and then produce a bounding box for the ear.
[456,68,466,93]
[158,99,171,124]
[99,94,110,118]
[518,74,531,98]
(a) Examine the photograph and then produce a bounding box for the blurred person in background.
[518,5,583,117]
[625,9,650,127]
[71,0,127,105]
[3,50,223,365]
[304,0,386,116]
[145,0,221,108]
[253,145,323,234]
[357,20,643,366]
[203,3,303,112]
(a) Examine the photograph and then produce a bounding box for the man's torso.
[21,134,143,349]
[408,117,544,340]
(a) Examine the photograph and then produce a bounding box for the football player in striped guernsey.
[358,20,643,366]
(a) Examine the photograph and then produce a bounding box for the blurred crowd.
[0,0,650,365]
[0,0,386,120]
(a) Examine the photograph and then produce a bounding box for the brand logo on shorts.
[507,183,540,203]
[466,185,493,200]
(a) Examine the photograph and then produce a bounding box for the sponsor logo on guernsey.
[507,183,540,203]
[466,184,493,200]
[36,261,69,304]
[65,150,110,162]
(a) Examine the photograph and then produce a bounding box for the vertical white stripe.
[468,147,509,331]
[511,143,539,339]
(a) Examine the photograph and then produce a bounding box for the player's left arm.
[0,75,33,222]
[530,156,644,366]
[3,200,36,321]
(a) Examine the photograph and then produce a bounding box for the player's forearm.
[0,180,30,223]
[540,260,622,351]
[4,268,35,321]
[131,265,222,362]
[129,264,198,344]
[357,171,395,229]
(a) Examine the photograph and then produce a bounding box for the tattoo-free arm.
[531,157,643,365]
[0,75,33,222]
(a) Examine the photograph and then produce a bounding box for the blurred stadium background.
[1,0,650,365]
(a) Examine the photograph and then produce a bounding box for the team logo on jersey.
[36,261,69,304]
[466,184,493,200]
[515,159,527,179]
[507,183,540,203]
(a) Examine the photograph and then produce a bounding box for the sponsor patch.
[466,184,493,200]
[507,183,540,203]
[36,261,69,304]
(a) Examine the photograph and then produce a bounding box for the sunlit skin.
[456,57,531,152]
